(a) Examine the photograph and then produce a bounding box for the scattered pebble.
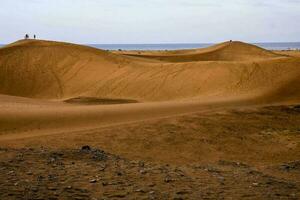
[90,179,97,183]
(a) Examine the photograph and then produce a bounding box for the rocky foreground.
[0,145,299,200]
[1,105,300,199]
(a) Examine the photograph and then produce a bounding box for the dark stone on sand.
[280,160,300,171]
[48,186,57,190]
[116,171,123,176]
[294,105,300,109]
[81,145,91,151]
[102,181,109,186]
[176,190,190,195]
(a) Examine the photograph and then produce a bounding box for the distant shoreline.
[1,42,300,51]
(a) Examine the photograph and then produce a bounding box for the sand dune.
[0,39,299,103]
[0,39,299,139]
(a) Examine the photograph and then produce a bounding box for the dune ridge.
[120,41,284,62]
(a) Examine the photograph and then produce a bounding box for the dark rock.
[293,105,300,109]
[164,176,175,183]
[81,145,91,151]
[280,161,300,171]
[51,152,64,157]
[116,171,123,176]
[26,171,33,175]
[247,170,263,175]
[176,190,190,195]
[102,181,108,186]
[148,183,156,187]
[48,186,57,191]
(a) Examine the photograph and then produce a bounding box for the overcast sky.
[1,0,300,44]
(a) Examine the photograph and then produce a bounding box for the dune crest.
[119,41,283,62]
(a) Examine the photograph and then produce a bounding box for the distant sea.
[88,42,300,51]
[89,42,300,50]
[1,42,300,51]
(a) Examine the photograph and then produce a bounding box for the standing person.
[34,35,36,39]
[25,34,29,39]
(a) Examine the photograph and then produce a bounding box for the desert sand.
[0,40,299,199]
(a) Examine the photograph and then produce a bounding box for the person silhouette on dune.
[25,34,29,39]
[34,35,36,39]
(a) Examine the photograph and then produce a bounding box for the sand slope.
[0,39,299,103]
